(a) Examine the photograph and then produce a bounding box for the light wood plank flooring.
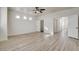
[0,31,79,51]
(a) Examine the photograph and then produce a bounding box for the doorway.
[60,17,68,32]
[53,17,68,34]
[40,20,44,32]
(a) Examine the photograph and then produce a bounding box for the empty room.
[0,7,79,51]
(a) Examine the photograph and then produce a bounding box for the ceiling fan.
[33,7,45,14]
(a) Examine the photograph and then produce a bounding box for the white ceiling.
[9,7,74,16]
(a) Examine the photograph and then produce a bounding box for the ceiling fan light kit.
[33,7,45,14]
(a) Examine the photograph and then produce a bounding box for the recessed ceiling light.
[16,15,20,19]
[29,17,32,21]
[23,16,27,20]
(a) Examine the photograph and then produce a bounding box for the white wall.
[36,19,40,32]
[8,9,37,36]
[0,7,7,41]
[37,8,79,35]
[37,14,53,35]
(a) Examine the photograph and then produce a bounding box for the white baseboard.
[8,31,39,36]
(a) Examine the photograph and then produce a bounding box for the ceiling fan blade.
[40,11,43,13]
[35,7,39,10]
[40,9,45,11]
[33,7,45,14]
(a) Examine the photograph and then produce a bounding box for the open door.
[68,15,78,39]
[40,20,44,32]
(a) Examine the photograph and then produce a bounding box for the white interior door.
[68,15,78,39]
